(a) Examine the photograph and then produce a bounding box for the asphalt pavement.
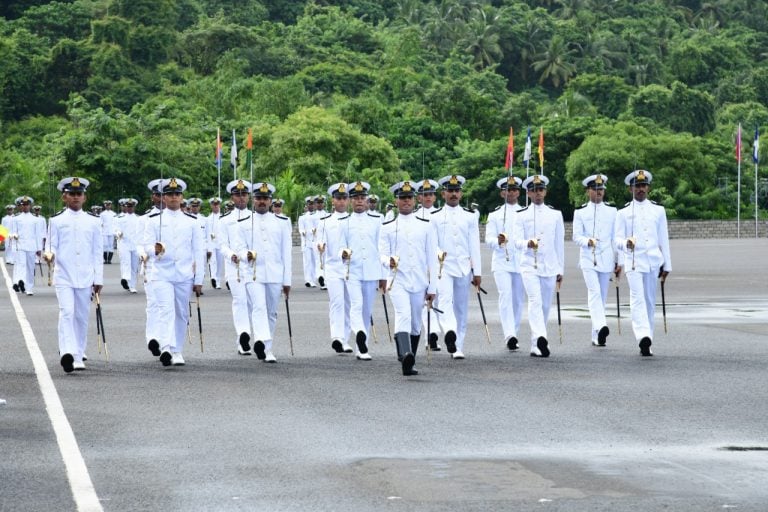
[1,238,767,512]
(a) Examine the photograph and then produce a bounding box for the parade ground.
[1,238,767,512]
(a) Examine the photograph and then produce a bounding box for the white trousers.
[314,246,325,283]
[389,284,426,335]
[56,286,91,362]
[348,279,377,339]
[152,280,193,353]
[581,268,611,341]
[13,250,36,292]
[327,276,350,341]
[102,235,114,252]
[434,274,471,351]
[302,246,316,285]
[5,241,15,263]
[522,273,556,345]
[625,268,658,341]
[119,249,140,289]
[493,270,524,341]
[208,248,225,286]
[229,277,252,345]
[246,281,282,351]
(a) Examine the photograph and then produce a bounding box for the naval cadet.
[10,196,43,295]
[2,205,16,265]
[345,181,384,360]
[229,182,292,362]
[205,197,224,289]
[141,178,205,367]
[415,179,442,352]
[298,196,318,288]
[115,198,141,293]
[378,180,438,376]
[572,174,617,347]
[217,179,255,355]
[318,183,354,354]
[430,175,482,359]
[512,175,564,358]
[485,176,525,351]
[613,170,671,357]
[101,200,117,264]
[45,177,103,373]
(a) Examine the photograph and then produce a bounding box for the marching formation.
[2,169,672,375]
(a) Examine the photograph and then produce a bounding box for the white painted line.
[2,258,103,512]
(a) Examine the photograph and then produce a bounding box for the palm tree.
[532,35,578,88]
[461,9,502,70]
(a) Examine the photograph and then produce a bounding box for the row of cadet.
[17,170,671,376]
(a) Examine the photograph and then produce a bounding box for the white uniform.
[513,203,565,350]
[573,201,617,343]
[116,211,142,292]
[614,199,672,342]
[11,211,43,294]
[378,213,438,339]
[229,210,292,356]
[142,209,205,356]
[318,211,352,347]
[485,202,525,344]
[205,211,224,287]
[430,204,482,353]
[139,206,161,345]
[312,208,327,285]
[100,208,116,256]
[298,210,317,286]
[47,208,103,364]
[346,210,385,353]
[218,207,254,348]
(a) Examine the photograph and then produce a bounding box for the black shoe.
[254,341,266,360]
[444,331,457,354]
[331,339,344,353]
[506,336,519,351]
[305,282,311,288]
[107,252,113,263]
[226,281,230,291]
[356,331,368,354]
[60,353,74,373]
[12,283,19,292]
[537,336,550,358]
[239,332,251,352]
[148,339,161,357]
[402,353,416,376]
[318,276,325,288]
[428,333,441,351]
[18,280,25,293]
[597,326,609,346]
[160,351,172,366]
[211,278,217,288]
[121,279,129,290]
[639,337,653,356]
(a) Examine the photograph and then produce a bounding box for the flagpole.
[231,129,238,180]
[737,123,742,239]
[756,159,759,238]
[216,127,222,199]
[754,126,760,239]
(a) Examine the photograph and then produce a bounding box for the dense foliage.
[2,0,767,221]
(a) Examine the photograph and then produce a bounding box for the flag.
[215,128,223,168]
[736,123,742,162]
[753,126,760,164]
[245,128,253,173]
[504,127,514,170]
[523,126,532,166]
[0,225,8,243]
[537,127,544,172]
[231,129,238,173]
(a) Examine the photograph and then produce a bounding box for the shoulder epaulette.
[492,205,502,211]
[144,208,153,215]
[604,201,614,207]
[88,212,99,218]
[367,212,381,218]
[463,207,474,213]
[50,209,64,218]
[650,200,660,205]
[184,212,197,220]
[383,218,396,225]
[624,201,631,207]
[275,214,289,220]
[576,202,588,210]
[116,213,124,218]
[149,212,161,218]
[417,216,429,222]
[220,211,232,218]
[320,214,332,221]
[518,206,529,212]
[432,207,443,214]
[338,214,350,220]
[237,215,252,222]
[546,204,556,210]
